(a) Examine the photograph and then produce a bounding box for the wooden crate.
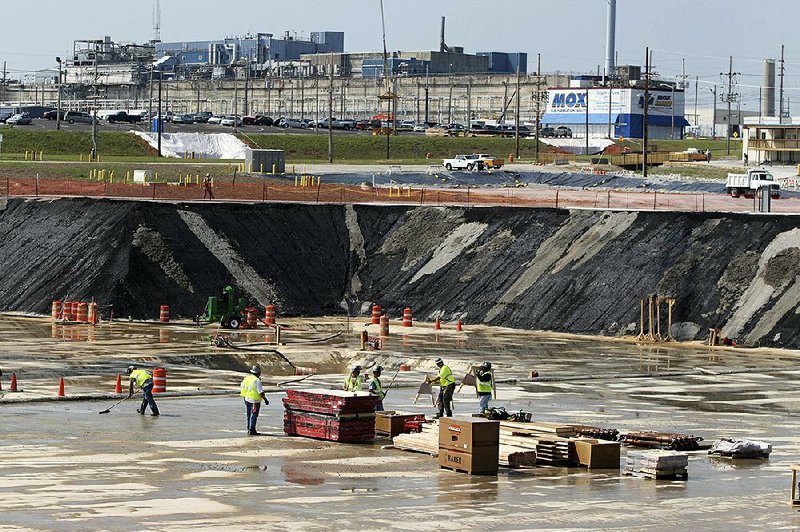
[375,411,425,437]
[439,417,500,452]
[573,439,621,469]
[438,446,499,475]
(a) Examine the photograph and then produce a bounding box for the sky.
[3,0,800,110]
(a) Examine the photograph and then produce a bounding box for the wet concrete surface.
[1,316,800,528]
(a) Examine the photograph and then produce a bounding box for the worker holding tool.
[432,357,456,419]
[240,365,269,436]
[202,173,215,199]
[343,365,363,392]
[475,361,494,414]
[127,365,159,416]
[368,366,386,411]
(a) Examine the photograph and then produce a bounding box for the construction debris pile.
[709,438,772,459]
[625,450,689,480]
[283,389,378,442]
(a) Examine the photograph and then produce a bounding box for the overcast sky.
[3,0,800,108]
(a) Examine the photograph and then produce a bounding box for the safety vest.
[240,374,262,402]
[129,369,152,388]
[345,374,363,392]
[439,365,456,387]
[476,370,493,394]
[369,377,385,400]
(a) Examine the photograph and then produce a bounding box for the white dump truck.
[442,154,504,171]
[725,169,780,198]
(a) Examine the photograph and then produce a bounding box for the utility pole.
[515,63,521,159]
[90,50,99,162]
[643,46,649,178]
[424,65,429,124]
[299,64,304,120]
[148,65,154,124]
[447,64,453,124]
[534,53,541,163]
[711,85,717,138]
[55,57,62,131]
[328,52,334,163]
[584,88,589,156]
[721,56,740,156]
[233,69,239,132]
[694,75,698,127]
[466,77,472,130]
[779,44,785,121]
[157,70,162,157]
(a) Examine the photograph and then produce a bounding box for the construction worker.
[432,357,456,419]
[127,365,159,416]
[475,362,494,414]
[343,365,363,392]
[368,366,385,411]
[240,365,269,436]
[202,173,215,199]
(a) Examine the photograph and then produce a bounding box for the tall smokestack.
[762,59,776,117]
[605,0,616,77]
[440,16,447,53]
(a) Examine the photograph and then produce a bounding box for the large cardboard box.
[439,417,500,451]
[438,446,499,475]
[374,411,425,436]
[573,439,621,469]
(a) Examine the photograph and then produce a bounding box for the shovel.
[99,391,137,414]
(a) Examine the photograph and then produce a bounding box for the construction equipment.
[200,286,247,329]
[99,391,137,414]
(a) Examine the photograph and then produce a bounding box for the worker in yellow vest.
[475,361,494,414]
[240,365,269,436]
[432,357,456,418]
[343,365,363,392]
[368,366,385,411]
[127,365,159,416]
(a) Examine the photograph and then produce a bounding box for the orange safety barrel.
[371,305,382,325]
[76,302,88,323]
[71,301,79,321]
[246,308,258,328]
[88,302,99,324]
[61,301,71,320]
[159,305,170,323]
[52,301,62,320]
[402,307,413,327]
[265,305,276,325]
[152,367,167,393]
[380,314,390,337]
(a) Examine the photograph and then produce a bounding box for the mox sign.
[546,88,680,116]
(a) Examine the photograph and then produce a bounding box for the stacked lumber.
[625,450,689,480]
[501,421,575,438]
[573,425,619,441]
[392,421,537,468]
[282,388,378,443]
[393,422,438,456]
[620,431,702,451]
[534,438,576,466]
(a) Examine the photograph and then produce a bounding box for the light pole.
[55,57,62,130]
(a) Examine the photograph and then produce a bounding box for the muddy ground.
[0,316,798,529]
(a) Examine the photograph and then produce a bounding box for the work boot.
[136,408,144,415]
[248,430,261,436]
[151,410,160,416]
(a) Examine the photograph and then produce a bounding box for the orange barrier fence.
[1,177,799,214]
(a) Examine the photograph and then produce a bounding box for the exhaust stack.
[605,0,616,77]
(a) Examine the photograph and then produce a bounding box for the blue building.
[362,57,431,78]
[476,52,527,74]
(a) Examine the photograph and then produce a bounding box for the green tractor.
[201,286,248,329]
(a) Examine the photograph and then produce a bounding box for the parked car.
[281,117,307,129]
[556,126,573,138]
[254,116,273,126]
[538,127,557,138]
[6,113,32,125]
[397,121,415,131]
[43,109,65,120]
[164,111,176,123]
[107,111,142,124]
[412,123,428,132]
[172,113,195,124]
[193,112,213,123]
[220,116,242,127]
[63,111,95,124]
[207,115,223,125]
[355,119,381,130]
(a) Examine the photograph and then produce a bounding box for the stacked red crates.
[283,388,378,442]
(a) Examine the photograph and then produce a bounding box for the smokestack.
[440,16,449,53]
[605,0,616,77]
[763,59,776,117]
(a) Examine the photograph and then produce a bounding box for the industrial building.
[64,36,155,86]
[155,31,344,79]
[541,76,689,140]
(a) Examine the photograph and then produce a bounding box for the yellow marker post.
[294,176,298,187]
[80,154,83,162]
[272,164,276,176]
[39,151,43,161]
[126,171,130,183]
[317,176,321,186]
[407,186,411,198]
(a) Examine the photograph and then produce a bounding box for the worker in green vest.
[368,366,385,411]
[432,357,456,418]
[343,365,363,392]
[127,365,159,416]
[240,365,269,436]
[475,361,494,414]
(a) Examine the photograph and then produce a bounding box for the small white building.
[743,118,800,165]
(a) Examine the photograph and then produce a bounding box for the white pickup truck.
[726,169,780,198]
[442,154,504,171]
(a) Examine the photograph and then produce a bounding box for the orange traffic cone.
[434,317,441,330]
[58,378,65,397]
[115,374,122,394]
[456,319,463,332]
[10,373,17,392]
